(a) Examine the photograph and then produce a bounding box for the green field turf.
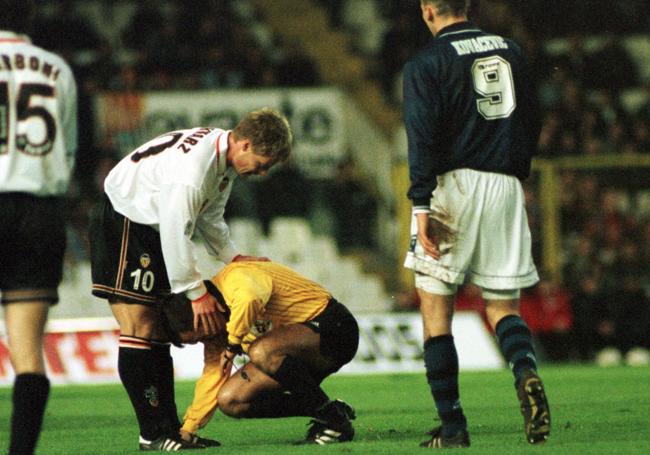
[1,365,649,454]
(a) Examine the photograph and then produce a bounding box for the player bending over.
[164,260,359,445]
[89,109,292,451]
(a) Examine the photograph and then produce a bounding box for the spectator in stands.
[563,234,596,295]
[583,134,605,155]
[254,158,313,234]
[583,36,639,90]
[537,113,563,157]
[378,8,428,104]
[557,80,585,132]
[121,1,167,52]
[325,157,378,251]
[636,83,650,125]
[552,36,589,87]
[560,175,600,234]
[603,268,650,359]
[569,268,611,361]
[317,0,345,28]
[31,0,101,55]
[276,43,321,87]
[631,118,650,153]
[640,222,650,294]
[603,118,633,153]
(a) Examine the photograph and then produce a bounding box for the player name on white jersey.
[451,36,508,56]
[0,52,62,81]
[0,31,77,196]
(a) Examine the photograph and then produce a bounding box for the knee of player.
[217,388,245,418]
[247,339,277,372]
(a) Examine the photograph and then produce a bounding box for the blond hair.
[232,108,293,162]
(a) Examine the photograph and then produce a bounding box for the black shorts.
[89,194,171,305]
[0,192,66,304]
[304,298,359,368]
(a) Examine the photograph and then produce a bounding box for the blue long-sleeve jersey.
[403,22,540,210]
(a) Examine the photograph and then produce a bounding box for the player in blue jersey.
[402,0,550,448]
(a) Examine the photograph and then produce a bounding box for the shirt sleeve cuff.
[186,282,208,301]
[227,335,242,346]
[219,243,241,264]
[181,419,200,435]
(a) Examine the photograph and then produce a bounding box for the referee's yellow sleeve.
[218,268,273,345]
[181,342,227,434]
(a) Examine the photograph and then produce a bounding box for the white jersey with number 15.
[0,31,77,196]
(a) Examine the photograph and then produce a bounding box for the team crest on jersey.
[219,177,230,192]
[144,385,159,407]
[140,254,151,268]
[250,319,273,337]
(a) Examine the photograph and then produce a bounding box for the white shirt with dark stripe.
[104,128,240,299]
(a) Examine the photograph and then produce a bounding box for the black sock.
[151,342,180,434]
[245,390,314,418]
[118,336,164,440]
[270,356,329,413]
[10,373,50,455]
[495,315,538,387]
[423,335,467,437]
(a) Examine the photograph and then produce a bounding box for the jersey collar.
[0,30,31,44]
[214,130,231,175]
[437,21,480,38]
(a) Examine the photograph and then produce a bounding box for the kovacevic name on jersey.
[403,22,539,210]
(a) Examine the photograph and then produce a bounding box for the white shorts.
[404,169,539,291]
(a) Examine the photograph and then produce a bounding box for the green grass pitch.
[1,365,649,454]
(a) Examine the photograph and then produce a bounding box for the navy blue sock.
[495,315,538,387]
[10,373,50,455]
[423,335,467,437]
[151,342,180,434]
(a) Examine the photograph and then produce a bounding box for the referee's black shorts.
[0,192,66,304]
[89,194,171,305]
[304,298,359,369]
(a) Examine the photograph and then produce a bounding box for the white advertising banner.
[0,312,503,386]
[94,88,346,179]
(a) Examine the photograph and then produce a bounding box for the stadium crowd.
[32,0,650,365]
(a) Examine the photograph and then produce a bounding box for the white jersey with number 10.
[0,31,77,196]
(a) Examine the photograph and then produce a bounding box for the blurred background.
[17,0,650,366]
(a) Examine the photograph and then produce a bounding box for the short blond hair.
[232,108,293,162]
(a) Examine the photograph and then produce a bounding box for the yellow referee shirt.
[182,261,332,433]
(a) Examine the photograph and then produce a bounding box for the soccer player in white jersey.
[88,108,292,451]
[0,1,78,454]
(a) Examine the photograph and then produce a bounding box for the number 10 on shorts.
[130,268,155,292]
